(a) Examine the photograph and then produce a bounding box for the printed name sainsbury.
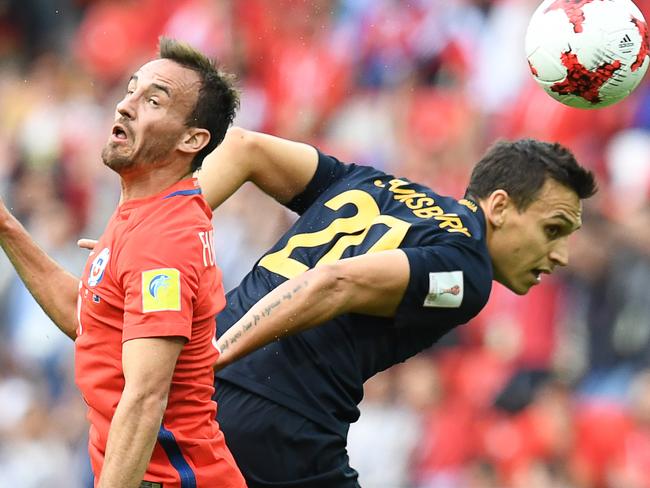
[374,178,470,237]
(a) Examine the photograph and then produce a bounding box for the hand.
[77,238,98,250]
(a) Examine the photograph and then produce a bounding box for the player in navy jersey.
[81,127,596,487]
[192,127,597,488]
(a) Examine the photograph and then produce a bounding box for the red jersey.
[75,178,245,487]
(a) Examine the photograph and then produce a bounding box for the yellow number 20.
[258,190,411,279]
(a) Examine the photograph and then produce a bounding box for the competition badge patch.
[88,248,110,287]
[424,271,464,308]
[142,268,181,312]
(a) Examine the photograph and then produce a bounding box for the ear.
[178,127,211,156]
[484,189,511,229]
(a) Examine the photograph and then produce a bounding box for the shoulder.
[138,189,211,232]
[287,151,388,214]
[120,193,213,268]
[399,237,493,324]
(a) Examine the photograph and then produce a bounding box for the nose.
[549,237,569,268]
[116,93,136,120]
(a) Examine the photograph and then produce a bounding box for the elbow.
[121,384,169,418]
[223,126,246,144]
[307,262,353,314]
[223,127,258,157]
[222,127,262,173]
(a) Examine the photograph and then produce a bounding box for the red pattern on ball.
[632,16,649,72]
[551,50,622,103]
[544,0,601,33]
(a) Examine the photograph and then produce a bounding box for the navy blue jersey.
[215,152,492,439]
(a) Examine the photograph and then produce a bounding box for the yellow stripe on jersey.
[142,268,181,313]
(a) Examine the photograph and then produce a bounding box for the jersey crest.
[142,268,181,312]
[88,248,111,287]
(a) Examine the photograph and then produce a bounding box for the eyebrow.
[151,83,171,97]
[551,213,581,230]
[126,75,171,97]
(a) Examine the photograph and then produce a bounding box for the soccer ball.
[525,0,650,109]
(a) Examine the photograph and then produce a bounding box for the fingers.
[77,238,98,250]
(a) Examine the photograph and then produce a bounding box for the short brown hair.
[466,139,597,209]
[158,37,239,171]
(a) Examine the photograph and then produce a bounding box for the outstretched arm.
[0,199,78,339]
[214,250,410,369]
[197,127,319,210]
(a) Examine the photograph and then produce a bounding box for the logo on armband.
[424,271,464,308]
[142,268,181,313]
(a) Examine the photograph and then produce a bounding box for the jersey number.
[258,190,411,279]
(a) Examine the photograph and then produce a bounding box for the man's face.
[101,59,201,172]
[489,178,582,295]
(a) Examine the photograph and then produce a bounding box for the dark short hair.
[158,37,239,172]
[465,139,597,210]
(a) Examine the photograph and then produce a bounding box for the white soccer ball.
[525,0,650,108]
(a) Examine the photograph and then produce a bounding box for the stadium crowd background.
[0,0,650,486]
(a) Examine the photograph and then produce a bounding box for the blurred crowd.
[0,0,649,486]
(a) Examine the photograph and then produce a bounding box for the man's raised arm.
[0,198,79,339]
[214,250,411,370]
[197,127,319,210]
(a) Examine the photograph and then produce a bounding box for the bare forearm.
[214,251,409,369]
[0,213,78,339]
[216,268,345,368]
[98,393,166,488]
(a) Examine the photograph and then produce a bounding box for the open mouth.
[111,124,128,141]
[531,268,551,284]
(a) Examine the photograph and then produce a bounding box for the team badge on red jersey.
[88,248,110,287]
[142,268,181,312]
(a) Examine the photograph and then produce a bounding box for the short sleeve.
[118,217,206,343]
[286,151,352,214]
[395,240,492,331]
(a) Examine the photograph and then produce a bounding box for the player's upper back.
[217,153,493,436]
[256,152,488,287]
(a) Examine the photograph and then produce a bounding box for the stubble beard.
[101,135,178,172]
[101,143,133,171]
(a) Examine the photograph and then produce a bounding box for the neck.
[477,198,494,242]
[477,197,507,287]
[477,196,498,273]
[118,160,193,203]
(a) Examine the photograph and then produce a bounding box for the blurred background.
[0,0,650,486]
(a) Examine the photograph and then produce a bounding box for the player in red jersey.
[0,38,245,488]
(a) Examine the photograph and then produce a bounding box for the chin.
[101,147,133,171]
[512,286,531,296]
[502,279,531,296]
